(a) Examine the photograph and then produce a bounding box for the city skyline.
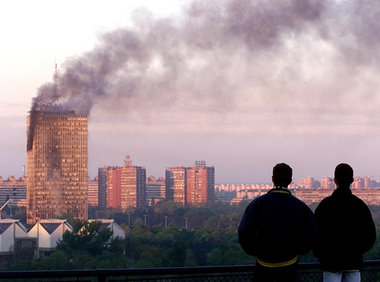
[2,166,380,186]
[2,1,380,184]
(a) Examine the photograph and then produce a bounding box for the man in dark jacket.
[238,163,317,282]
[314,163,376,282]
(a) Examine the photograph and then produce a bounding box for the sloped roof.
[98,223,110,232]
[0,223,11,235]
[40,223,60,234]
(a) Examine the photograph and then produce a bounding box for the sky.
[1,0,380,184]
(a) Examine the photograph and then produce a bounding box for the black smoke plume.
[28,0,380,149]
[31,0,324,113]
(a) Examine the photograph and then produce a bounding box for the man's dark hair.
[334,163,354,188]
[272,163,292,187]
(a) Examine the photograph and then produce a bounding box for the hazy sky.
[1,0,380,184]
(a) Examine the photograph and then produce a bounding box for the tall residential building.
[88,177,98,206]
[26,111,88,224]
[353,177,362,189]
[186,161,215,206]
[0,176,27,205]
[97,167,108,209]
[165,161,215,206]
[99,156,146,210]
[364,176,372,188]
[165,167,186,204]
[320,177,334,189]
[298,177,320,189]
[146,176,165,206]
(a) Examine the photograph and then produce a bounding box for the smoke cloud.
[31,0,380,125]
[31,0,323,113]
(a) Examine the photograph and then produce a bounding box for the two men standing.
[238,163,376,282]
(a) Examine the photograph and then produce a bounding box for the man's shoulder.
[289,194,313,211]
[350,192,366,202]
[349,193,370,210]
[314,195,334,214]
[318,194,333,205]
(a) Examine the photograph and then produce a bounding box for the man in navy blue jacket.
[238,163,317,282]
[314,163,376,282]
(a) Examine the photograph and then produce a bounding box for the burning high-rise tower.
[26,110,88,224]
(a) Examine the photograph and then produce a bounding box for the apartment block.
[99,156,146,210]
[298,177,320,189]
[88,177,98,207]
[146,176,165,206]
[186,161,215,206]
[98,167,108,209]
[165,161,215,206]
[165,167,187,204]
[0,176,27,206]
[320,177,334,189]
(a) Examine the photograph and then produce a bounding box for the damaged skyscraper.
[26,110,88,224]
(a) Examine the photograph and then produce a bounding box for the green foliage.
[57,221,113,256]
[8,202,380,271]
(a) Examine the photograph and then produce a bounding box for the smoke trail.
[28,0,380,149]
[31,0,325,115]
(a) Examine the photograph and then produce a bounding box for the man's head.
[334,163,354,188]
[272,163,292,187]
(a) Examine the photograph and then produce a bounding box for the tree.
[57,221,114,256]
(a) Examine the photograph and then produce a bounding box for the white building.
[0,219,28,254]
[88,219,126,239]
[28,219,73,252]
[0,218,125,257]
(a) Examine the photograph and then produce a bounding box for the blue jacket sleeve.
[238,199,260,256]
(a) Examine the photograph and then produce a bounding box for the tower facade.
[26,111,88,224]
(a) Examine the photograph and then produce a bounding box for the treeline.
[4,201,380,270]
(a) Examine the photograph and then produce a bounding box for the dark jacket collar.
[268,186,292,195]
[332,187,352,196]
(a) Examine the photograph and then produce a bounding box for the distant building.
[26,110,88,224]
[298,177,320,189]
[353,177,362,189]
[28,219,73,254]
[0,218,125,260]
[98,167,108,209]
[166,167,187,204]
[87,219,126,239]
[0,176,27,206]
[0,219,29,255]
[364,176,372,188]
[99,156,146,210]
[165,161,215,206]
[146,176,165,205]
[320,177,334,189]
[186,161,215,206]
[88,177,98,207]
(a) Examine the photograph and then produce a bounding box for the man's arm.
[238,199,260,256]
[312,202,324,258]
[360,204,376,253]
[298,204,318,255]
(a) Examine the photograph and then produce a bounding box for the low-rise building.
[88,219,126,239]
[0,218,125,259]
[28,219,73,255]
